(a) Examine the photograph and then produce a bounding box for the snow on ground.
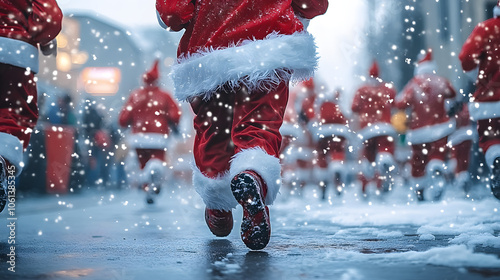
[274,181,500,269]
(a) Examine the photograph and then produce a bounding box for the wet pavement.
[0,186,499,280]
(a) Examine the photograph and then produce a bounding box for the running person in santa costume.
[459,1,500,200]
[294,78,320,191]
[119,60,181,204]
[448,103,475,195]
[352,61,398,196]
[0,0,62,212]
[396,50,457,201]
[156,0,328,250]
[310,88,352,200]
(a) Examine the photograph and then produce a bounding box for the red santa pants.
[477,118,500,155]
[0,63,38,173]
[190,81,287,210]
[411,137,448,178]
[136,149,165,169]
[361,135,395,163]
[450,140,472,174]
[317,137,346,168]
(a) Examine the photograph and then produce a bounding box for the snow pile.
[275,186,500,268]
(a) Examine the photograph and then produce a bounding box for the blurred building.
[365,0,496,93]
[37,13,180,122]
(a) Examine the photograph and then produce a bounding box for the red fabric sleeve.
[164,92,182,125]
[118,92,137,128]
[395,81,413,110]
[459,24,485,72]
[30,0,63,46]
[156,0,195,31]
[291,0,329,19]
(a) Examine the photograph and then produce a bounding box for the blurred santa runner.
[310,88,353,200]
[459,1,500,200]
[351,61,398,197]
[119,60,181,204]
[396,50,457,201]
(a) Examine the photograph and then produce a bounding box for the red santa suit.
[448,103,475,190]
[156,0,328,211]
[352,61,397,193]
[459,4,500,173]
[396,50,456,199]
[119,61,181,196]
[310,89,351,197]
[279,85,304,191]
[0,0,62,175]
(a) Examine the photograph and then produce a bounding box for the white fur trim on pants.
[140,159,167,185]
[310,123,353,141]
[411,176,428,190]
[468,100,500,121]
[426,159,447,177]
[127,133,169,149]
[358,122,397,141]
[485,144,500,170]
[280,123,302,139]
[192,166,236,211]
[376,152,397,173]
[447,126,474,146]
[172,32,318,101]
[406,120,456,145]
[229,147,281,205]
[329,160,347,183]
[0,132,23,175]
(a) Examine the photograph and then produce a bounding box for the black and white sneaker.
[491,157,500,201]
[0,156,8,213]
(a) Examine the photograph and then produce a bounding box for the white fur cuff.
[192,166,236,211]
[0,132,23,176]
[229,147,282,205]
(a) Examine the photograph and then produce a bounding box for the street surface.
[0,183,499,280]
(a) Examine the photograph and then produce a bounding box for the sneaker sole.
[231,173,270,250]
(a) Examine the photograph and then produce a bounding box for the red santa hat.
[494,0,500,18]
[143,60,160,84]
[369,60,380,78]
[414,49,437,76]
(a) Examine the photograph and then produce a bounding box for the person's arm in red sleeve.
[30,0,63,48]
[118,92,137,128]
[166,94,182,126]
[292,0,329,19]
[388,86,397,109]
[395,82,413,110]
[459,23,485,72]
[156,0,195,32]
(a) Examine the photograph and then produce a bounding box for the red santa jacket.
[0,0,62,73]
[395,74,456,145]
[352,79,397,140]
[119,86,181,149]
[459,17,500,121]
[312,97,352,141]
[156,0,328,101]
[448,103,474,147]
